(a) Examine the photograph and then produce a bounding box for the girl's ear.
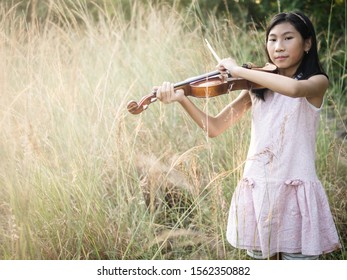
[304,37,312,53]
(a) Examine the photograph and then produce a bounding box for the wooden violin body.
[127,63,277,115]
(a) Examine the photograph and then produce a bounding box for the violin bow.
[204,39,221,63]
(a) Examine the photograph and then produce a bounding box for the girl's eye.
[268,38,276,42]
[285,37,293,40]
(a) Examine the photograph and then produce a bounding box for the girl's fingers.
[156,82,175,103]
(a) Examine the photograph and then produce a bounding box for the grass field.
[0,1,346,259]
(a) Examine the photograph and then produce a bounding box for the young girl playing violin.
[155,11,341,260]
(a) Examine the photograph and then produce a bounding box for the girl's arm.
[156,82,252,138]
[218,58,328,108]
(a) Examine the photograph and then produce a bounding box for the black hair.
[253,11,328,101]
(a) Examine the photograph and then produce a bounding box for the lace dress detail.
[226,92,341,257]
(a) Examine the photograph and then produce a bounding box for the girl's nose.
[275,40,285,52]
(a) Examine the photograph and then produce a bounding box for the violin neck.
[174,70,220,89]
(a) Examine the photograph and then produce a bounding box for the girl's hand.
[155,82,185,104]
[217,57,240,77]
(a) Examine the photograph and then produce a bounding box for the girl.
[155,11,341,260]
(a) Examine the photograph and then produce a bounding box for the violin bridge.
[228,83,234,92]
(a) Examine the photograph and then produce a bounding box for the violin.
[127,62,277,115]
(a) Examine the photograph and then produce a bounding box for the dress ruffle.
[226,177,341,257]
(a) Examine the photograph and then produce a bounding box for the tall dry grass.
[0,1,345,259]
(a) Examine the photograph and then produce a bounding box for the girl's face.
[266,22,311,77]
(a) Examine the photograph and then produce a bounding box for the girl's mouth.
[275,56,288,61]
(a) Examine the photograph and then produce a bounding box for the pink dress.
[226,91,341,257]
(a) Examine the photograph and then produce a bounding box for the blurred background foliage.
[4,0,345,35]
[3,0,346,103]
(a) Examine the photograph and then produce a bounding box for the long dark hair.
[253,11,327,100]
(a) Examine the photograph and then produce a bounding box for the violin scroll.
[127,91,157,115]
